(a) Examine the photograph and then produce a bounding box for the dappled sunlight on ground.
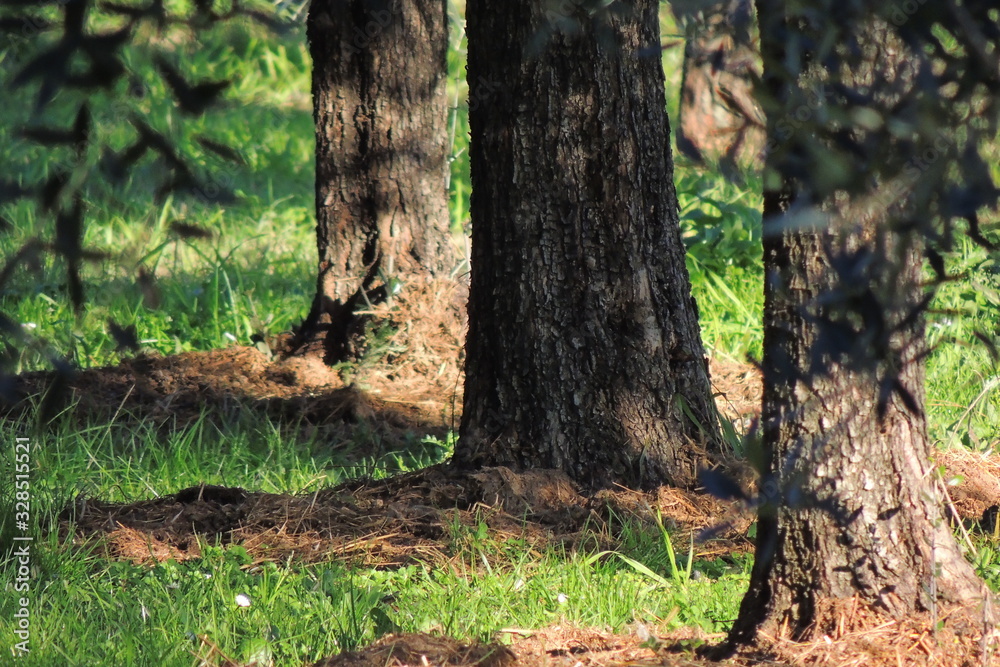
[6,281,1000,667]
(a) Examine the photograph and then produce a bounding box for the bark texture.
[303,0,452,359]
[672,0,763,168]
[729,4,986,643]
[455,0,721,489]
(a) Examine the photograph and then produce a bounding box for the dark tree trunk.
[454,0,721,489]
[728,222,986,642]
[302,0,453,361]
[672,0,763,169]
[728,4,985,643]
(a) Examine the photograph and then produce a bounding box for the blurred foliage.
[755,0,1000,408]
[0,0,293,395]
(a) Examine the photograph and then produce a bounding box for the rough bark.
[455,0,721,489]
[672,0,763,169]
[302,0,453,360]
[728,223,987,642]
[728,4,986,643]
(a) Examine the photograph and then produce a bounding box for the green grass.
[925,236,1000,449]
[12,411,450,504]
[0,402,748,666]
[0,12,316,371]
[678,166,764,363]
[0,523,749,666]
[1,2,1000,666]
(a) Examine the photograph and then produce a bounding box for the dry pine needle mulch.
[730,597,1000,667]
[63,463,752,567]
[301,599,1000,667]
[13,278,1000,667]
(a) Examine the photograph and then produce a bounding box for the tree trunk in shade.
[728,3,986,643]
[455,0,722,489]
[302,0,453,361]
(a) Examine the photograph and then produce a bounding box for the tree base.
[286,285,377,365]
[289,276,467,368]
[716,595,997,667]
[281,278,468,418]
[287,314,369,367]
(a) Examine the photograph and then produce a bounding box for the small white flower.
[23,322,37,330]
[557,593,568,605]
[513,578,525,591]
[235,593,252,607]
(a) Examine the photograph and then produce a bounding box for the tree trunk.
[672,0,763,169]
[728,221,986,642]
[302,0,453,361]
[455,0,721,489]
[728,4,986,643]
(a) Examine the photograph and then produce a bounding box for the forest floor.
[6,284,1000,666]
[15,345,760,570]
[8,342,1000,665]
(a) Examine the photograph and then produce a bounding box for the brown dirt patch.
[935,447,1000,528]
[354,276,467,424]
[307,626,685,667]
[297,600,999,667]
[62,463,752,567]
[708,357,762,429]
[5,344,451,445]
[507,625,670,666]
[3,278,467,444]
[313,633,516,667]
[726,597,999,667]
